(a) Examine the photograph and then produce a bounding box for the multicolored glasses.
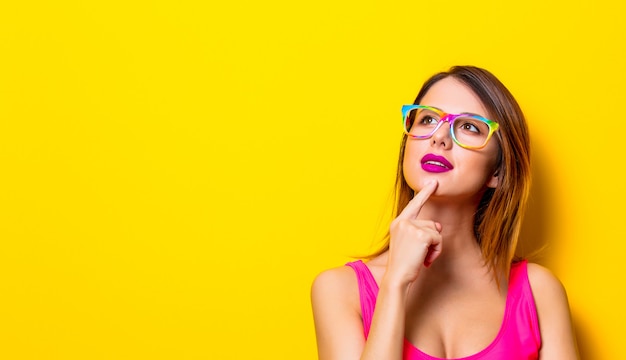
[402,105,499,149]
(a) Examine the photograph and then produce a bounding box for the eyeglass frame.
[401,104,500,150]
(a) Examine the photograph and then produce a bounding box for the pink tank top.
[346,260,541,359]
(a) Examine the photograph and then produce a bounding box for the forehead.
[420,77,489,117]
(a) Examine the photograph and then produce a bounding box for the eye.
[419,115,439,125]
[460,122,480,133]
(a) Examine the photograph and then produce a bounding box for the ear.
[486,171,499,189]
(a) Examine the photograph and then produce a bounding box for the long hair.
[368,66,531,281]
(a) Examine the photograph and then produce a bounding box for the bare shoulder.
[311,253,387,303]
[311,263,367,359]
[526,262,569,303]
[311,264,360,312]
[526,262,580,358]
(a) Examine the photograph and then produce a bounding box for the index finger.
[396,180,438,220]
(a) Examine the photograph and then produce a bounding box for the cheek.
[402,141,419,172]
[403,143,414,166]
[473,148,501,187]
[485,142,501,174]
[401,141,423,189]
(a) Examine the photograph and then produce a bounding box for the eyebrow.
[424,105,487,118]
[460,112,487,118]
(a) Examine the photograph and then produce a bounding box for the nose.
[430,119,453,149]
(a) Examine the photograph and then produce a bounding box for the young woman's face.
[403,77,501,200]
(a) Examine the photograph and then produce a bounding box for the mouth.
[420,153,454,173]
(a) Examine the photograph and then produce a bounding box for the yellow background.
[0,0,624,359]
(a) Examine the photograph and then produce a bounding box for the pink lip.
[421,153,454,173]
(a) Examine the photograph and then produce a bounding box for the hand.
[386,180,442,286]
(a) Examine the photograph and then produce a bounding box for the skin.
[311,78,579,359]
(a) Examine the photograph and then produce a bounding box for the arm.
[527,263,580,359]
[312,181,442,360]
[360,274,411,359]
[311,265,412,360]
[311,266,367,360]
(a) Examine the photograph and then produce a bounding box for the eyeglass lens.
[404,108,491,148]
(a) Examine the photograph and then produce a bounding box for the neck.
[415,196,486,271]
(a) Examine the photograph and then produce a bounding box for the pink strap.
[347,260,540,351]
[345,260,379,338]
[508,260,542,348]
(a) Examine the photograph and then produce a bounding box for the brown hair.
[368,65,531,280]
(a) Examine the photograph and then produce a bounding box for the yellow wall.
[0,0,624,358]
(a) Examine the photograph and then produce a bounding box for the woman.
[311,66,578,359]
